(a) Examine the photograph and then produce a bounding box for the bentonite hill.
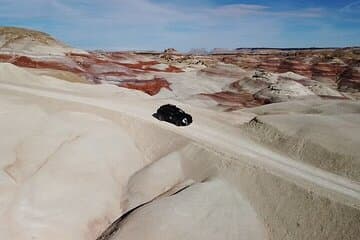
[0,27,359,240]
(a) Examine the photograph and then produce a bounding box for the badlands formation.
[0,27,359,240]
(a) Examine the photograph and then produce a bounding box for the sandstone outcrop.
[0,27,87,55]
[117,77,171,96]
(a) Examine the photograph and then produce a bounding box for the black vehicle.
[153,104,192,127]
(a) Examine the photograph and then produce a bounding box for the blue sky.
[0,0,359,51]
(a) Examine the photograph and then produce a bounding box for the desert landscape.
[0,26,359,240]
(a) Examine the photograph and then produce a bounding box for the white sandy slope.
[242,100,360,182]
[110,179,266,240]
[0,63,262,240]
[0,63,359,240]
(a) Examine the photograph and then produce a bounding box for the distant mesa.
[163,48,179,54]
[210,48,236,55]
[188,48,209,56]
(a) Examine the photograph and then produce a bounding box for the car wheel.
[174,119,182,126]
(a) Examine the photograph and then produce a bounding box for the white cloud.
[0,0,326,21]
[272,8,326,18]
[206,4,269,16]
[0,0,79,18]
[340,1,360,13]
[0,0,344,50]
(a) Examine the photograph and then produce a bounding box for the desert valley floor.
[0,27,359,240]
